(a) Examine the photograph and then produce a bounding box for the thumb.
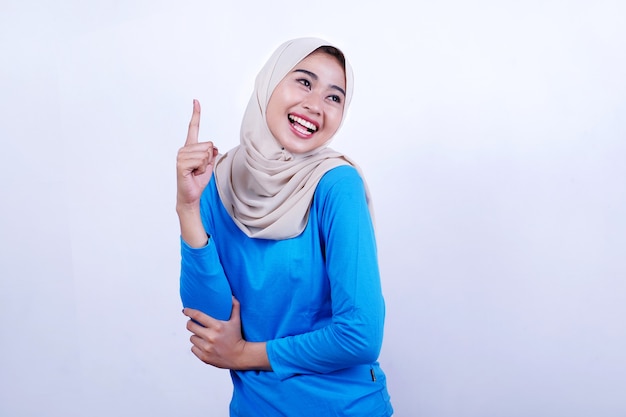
[229,296,241,322]
[185,99,201,145]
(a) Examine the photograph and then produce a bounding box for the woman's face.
[266,51,346,154]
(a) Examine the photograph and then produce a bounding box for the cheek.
[327,107,344,130]
[265,106,282,138]
[265,93,287,127]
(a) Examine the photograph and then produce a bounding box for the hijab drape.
[213,37,372,240]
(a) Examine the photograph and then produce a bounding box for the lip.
[288,123,313,139]
[288,113,318,139]
[290,113,320,130]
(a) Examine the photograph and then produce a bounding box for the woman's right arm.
[177,99,232,321]
[176,99,219,247]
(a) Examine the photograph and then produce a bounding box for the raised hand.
[176,99,219,209]
[176,100,219,247]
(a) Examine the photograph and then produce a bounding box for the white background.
[1,1,625,416]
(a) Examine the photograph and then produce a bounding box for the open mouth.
[288,114,318,135]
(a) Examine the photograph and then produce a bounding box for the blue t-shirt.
[181,165,393,417]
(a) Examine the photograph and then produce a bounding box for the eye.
[297,78,311,88]
[328,95,342,104]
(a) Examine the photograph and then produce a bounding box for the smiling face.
[265,50,347,154]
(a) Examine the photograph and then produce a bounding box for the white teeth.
[288,114,317,132]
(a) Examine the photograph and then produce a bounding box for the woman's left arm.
[183,298,271,370]
[266,167,385,379]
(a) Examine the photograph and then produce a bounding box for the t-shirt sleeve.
[179,178,232,321]
[266,166,386,380]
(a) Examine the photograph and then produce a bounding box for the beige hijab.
[214,37,372,240]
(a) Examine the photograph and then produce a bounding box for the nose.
[302,92,323,115]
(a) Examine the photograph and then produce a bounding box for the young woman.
[176,37,393,416]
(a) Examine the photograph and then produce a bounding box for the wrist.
[176,201,200,215]
[177,204,208,248]
[238,342,271,371]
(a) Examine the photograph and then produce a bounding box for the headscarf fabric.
[213,37,371,240]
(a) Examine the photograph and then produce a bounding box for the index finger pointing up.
[185,99,201,145]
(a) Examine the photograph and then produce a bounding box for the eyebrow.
[293,68,346,97]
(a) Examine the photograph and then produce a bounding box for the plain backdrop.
[1,1,625,416]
